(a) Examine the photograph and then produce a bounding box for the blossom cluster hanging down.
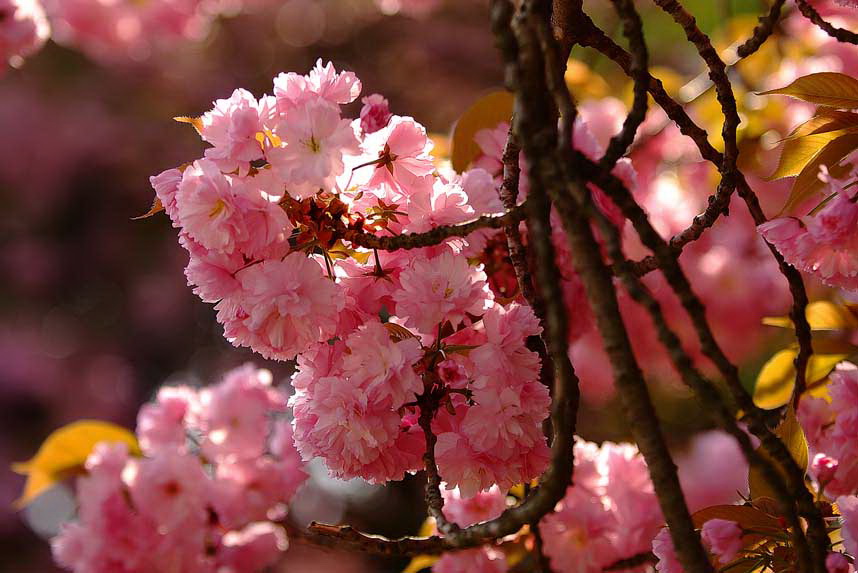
[51,364,307,572]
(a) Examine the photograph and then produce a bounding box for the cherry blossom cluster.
[759,159,858,293]
[150,60,550,494]
[538,440,664,573]
[51,364,307,573]
[800,365,858,497]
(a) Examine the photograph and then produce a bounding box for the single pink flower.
[360,93,392,134]
[653,528,683,573]
[701,518,743,564]
[392,250,492,336]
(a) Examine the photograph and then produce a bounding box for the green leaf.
[782,133,858,214]
[450,91,514,173]
[760,73,858,109]
[748,407,809,501]
[13,420,140,508]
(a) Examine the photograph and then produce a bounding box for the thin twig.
[600,0,649,169]
[795,0,858,44]
[736,0,787,58]
[342,202,528,251]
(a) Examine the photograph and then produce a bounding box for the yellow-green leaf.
[402,554,437,573]
[749,407,809,500]
[782,110,858,141]
[174,115,204,135]
[763,301,858,331]
[768,129,858,180]
[754,350,846,409]
[450,91,514,173]
[402,518,439,573]
[754,349,798,410]
[760,72,858,109]
[806,301,858,331]
[327,241,372,265]
[13,420,140,508]
[782,133,858,214]
[131,196,164,221]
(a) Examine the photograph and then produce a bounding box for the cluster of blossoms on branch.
[51,364,307,572]
[151,59,551,494]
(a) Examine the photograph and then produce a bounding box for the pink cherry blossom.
[441,484,506,527]
[175,159,247,254]
[291,373,414,481]
[360,93,392,134]
[404,178,475,233]
[837,495,858,557]
[760,176,858,292]
[198,363,285,461]
[473,122,509,176]
[366,115,436,195]
[217,522,288,573]
[273,59,361,112]
[181,233,245,303]
[433,547,508,573]
[340,320,423,408]
[653,528,683,573]
[50,364,307,573]
[539,487,619,573]
[136,385,196,455]
[269,97,360,196]
[700,518,743,564]
[228,253,344,360]
[393,250,492,335]
[125,451,209,531]
[149,167,183,224]
[200,88,267,169]
[45,0,213,62]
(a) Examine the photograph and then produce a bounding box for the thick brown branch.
[518,4,712,571]
[795,0,858,44]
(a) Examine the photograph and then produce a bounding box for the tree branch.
[511,2,712,571]
[736,0,787,58]
[342,203,528,251]
[795,0,858,44]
